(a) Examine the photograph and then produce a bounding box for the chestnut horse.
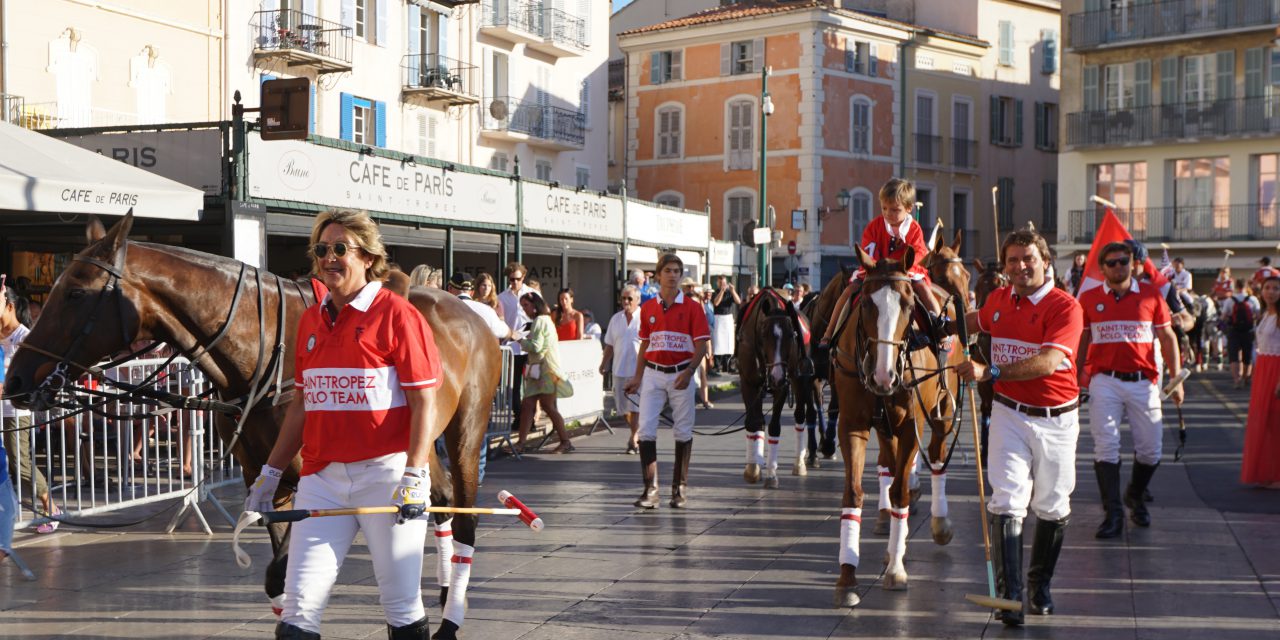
[3,214,499,640]
[801,268,847,467]
[737,289,815,488]
[829,245,956,608]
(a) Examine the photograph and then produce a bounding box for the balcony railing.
[482,96,585,148]
[1065,204,1280,244]
[913,133,943,167]
[481,1,543,37]
[1066,96,1280,147]
[403,54,480,105]
[1,94,24,124]
[952,138,978,170]
[540,7,588,52]
[19,103,136,129]
[251,9,352,73]
[1068,0,1280,50]
[481,1,588,54]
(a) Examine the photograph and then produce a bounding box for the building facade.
[1058,0,1280,280]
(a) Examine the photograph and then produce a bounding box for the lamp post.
[757,65,775,288]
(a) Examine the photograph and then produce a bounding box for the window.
[850,191,872,243]
[851,97,871,154]
[356,0,367,40]
[353,102,371,144]
[1257,154,1278,231]
[416,113,437,158]
[578,78,590,128]
[535,159,553,182]
[650,50,683,84]
[1103,60,1151,109]
[655,191,683,208]
[996,177,1014,229]
[576,166,590,188]
[726,193,755,243]
[1174,157,1230,231]
[844,39,876,76]
[953,98,974,168]
[341,93,384,147]
[1041,182,1058,233]
[490,152,509,172]
[915,93,936,164]
[727,99,754,170]
[1092,161,1148,231]
[990,96,1022,146]
[998,21,1014,67]
[1183,54,1217,104]
[1035,102,1058,151]
[490,50,509,99]
[952,190,972,257]
[657,105,682,158]
[732,40,754,75]
[1041,29,1057,74]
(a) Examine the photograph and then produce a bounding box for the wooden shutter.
[671,50,682,80]
[428,115,438,158]
[989,95,999,141]
[438,13,449,59]
[340,92,354,140]
[1014,99,1024,146]
[752,37,764,73]
[999,21,1013,66]
[720,43,730,76]
[1083,65,1099,110]
[672,108,681,156]
[1135,59,1151,107]
[341,0,354,29]
[1041,29,1056,74]
[1034,102,1045,148]
[374,100,386,147]
[1160,57,1178,104]
[650,52,662,84]
[1216,51,1235,100]
[869,43,877,77]
[375,0,387,46]
[843,38,853,73]
[407,5,421,81]
[1245,48,1265,97]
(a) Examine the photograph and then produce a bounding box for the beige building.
[1057,0,1280,282]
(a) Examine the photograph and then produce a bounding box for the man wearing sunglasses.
[1077,241,1183,542]
[497,262,534,432]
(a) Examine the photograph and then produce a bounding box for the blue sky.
[612,0,635,12]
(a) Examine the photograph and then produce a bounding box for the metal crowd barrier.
[10,356,240,533]
[485,345,517,456]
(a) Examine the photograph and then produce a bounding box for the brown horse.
[801,267,847,466]
[972,258,1009,465]
[3,214,500,640]
[829,245,955,607]
[737,289,815,487]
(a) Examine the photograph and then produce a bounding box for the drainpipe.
[898,38,909,178]
[1,0,8,121]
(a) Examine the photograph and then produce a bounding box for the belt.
[645,361,690,374]
[1101,370,1145,383]
[994,394,1079,419]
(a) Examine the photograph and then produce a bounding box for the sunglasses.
[312,242,359,259]
[621,296,636,301]
[1104,257,1131,268]
[508,276,524,282]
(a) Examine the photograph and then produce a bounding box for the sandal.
[36,505,61,534]
[625,442,638,455]
[551,442,576,454]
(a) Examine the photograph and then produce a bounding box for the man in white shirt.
[497,262,534,433]
[448,272,511,341]
[1170,258,1192,294]
[601,285,643,453]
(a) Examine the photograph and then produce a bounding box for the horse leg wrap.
[766,437,780,474]
[793,423,807,461]
[441,542,473,628]
[434,519,455,589]
[888,507,910,568]
[909,451,922,491]
[839,508,862,568]
[930,464,948,519]
[878,467,893,508]
[746,432,765,465]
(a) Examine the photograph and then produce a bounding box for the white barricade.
[556,339,604,424]
[10,357,240,533]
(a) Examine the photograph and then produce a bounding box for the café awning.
[0,120,204,221]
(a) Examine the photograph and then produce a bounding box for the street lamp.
[757,65,774,288]
[817,188,852,219]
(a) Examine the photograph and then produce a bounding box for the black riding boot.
[990,513,1025,626]
[1027,517,1068,615]
[387,616,430,639]
[1125,460,1159,527]
[1094,461,1125,539]
[671,439,692,508]
[276,621,320,639]
[634,440,660,509]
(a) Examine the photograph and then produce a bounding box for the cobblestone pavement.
[0,370,1276,639]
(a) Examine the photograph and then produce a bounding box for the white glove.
[244,464,283,514]
[392,466,430,524]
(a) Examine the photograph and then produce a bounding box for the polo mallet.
[1090,194,1120,211]
[991,186,1000,258]
[1221,249,1235,270]
[1162,369,1190,400]
[1174,404,1187,462]
[960,370,1021,612]
[232,491,544,568]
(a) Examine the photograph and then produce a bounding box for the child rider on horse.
[819,178,947,350]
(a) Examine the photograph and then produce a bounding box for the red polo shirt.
[1079,279,1170,384]
[638,292,711,367]
[978,280,1084,408]
[852,215,930,282]
[294,282,441,475]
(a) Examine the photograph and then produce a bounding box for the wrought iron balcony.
[528,7,588,56]
[1068,0,1280,50]
[912,133,943,168]
[1065,203,1280,244]
[951,138,979,171]
[403,54,480,106]
[1065,96,1280,148]
[481,96,585,150]
[251,9,352,73]
[481,1,587,56]
[1,94,24,125]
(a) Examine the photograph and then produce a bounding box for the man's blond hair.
[878,178,916,210]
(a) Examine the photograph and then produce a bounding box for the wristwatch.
[989,365,1001,381]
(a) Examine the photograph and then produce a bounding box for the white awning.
[0,120,204,221]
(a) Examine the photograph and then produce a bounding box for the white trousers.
[638,367,696,442]
[987,403,1079,521]
[1089,373,1164,465]
[282,452,428,632]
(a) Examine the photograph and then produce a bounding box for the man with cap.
[447,272,513,484]
[1254,256,1278,291]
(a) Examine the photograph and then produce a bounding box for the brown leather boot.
[634,441,660,509]
[671,439,692,508]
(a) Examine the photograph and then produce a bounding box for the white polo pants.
[987,403,1079,522]
[1089,373,1164,465]
[638,368,696,443]
[282,452,428,633]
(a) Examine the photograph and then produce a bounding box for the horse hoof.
[808,456,821,469]
[834,587,861,608]
[883,571,909,591]
[764,475,779,489]
[873,510,890,536]
[793,461,806,476]
[431,619,460,640]
[743,464,760,484]
[931,517,953,546]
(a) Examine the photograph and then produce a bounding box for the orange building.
[618,1,988,286]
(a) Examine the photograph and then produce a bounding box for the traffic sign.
[787,240,796,255]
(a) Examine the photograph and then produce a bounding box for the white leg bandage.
[909,451,922,490]
[434,518,455,588]
[930,464,948,519]
[839,508,862,567]
[746,432,765,465]
[878,467,893,509]
[441,541,474,626]
[794,423,807,460]
[766,436,780,473]
[887,507,909,569]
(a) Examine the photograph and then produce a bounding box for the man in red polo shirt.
[1079,242,1183,540]
[958,228,1083,626]
[624,254,710,509]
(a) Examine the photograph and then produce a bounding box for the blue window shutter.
[340,92,354,141]
[310,82,316,134]
[438,14,449,59]
[374,100,386,147]
[651,52,661,84]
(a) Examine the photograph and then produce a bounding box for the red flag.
[1077,209,1169,298]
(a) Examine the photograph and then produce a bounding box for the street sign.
[260,78,311,141]
[798,267,810,276]
[784,255,799,272]
[752,226,772,245]
[787,240,796,255]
